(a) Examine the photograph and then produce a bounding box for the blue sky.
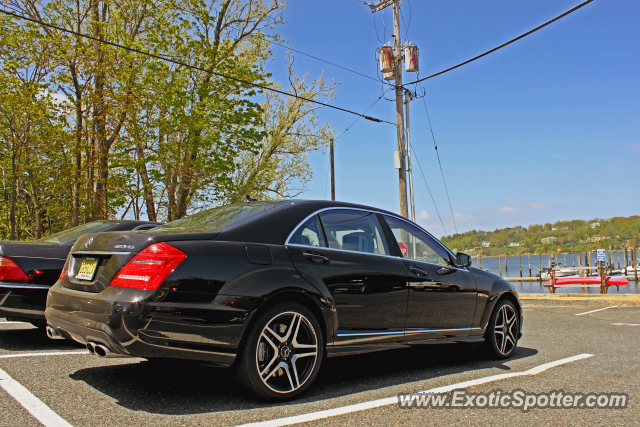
[266,0,639,238]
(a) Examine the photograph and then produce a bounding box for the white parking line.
[0,351,88,359]
[0,367,72,427]
[0,321,31,325]
[236,354,594,427]
[612,323,640,326]
[575,306,618,316]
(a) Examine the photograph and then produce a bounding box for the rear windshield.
[155,202,291,232]
[37,221,114,245]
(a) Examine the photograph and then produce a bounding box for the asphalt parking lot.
[1,300,639,427]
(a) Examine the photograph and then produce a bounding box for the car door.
[286,209,408,346]
[380,214,477,341]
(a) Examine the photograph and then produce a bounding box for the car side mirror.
[456,252,472,268]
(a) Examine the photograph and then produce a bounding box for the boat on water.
[626,263,640,275]
[540,268,579,279]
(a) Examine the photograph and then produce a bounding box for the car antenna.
[245,195,257,202]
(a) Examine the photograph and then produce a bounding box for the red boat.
[544,276,630,287]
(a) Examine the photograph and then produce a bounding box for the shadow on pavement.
[0,324,84,352]
[68,344,538,415]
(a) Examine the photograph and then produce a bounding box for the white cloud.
[453,212,472,223]
[417,210,431,220]
[478,206,524,217]
[503,198,560,210]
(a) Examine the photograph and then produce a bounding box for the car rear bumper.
[45,281,261,367]
[0,283,51,322]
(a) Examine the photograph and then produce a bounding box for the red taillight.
[59,260,68,280]
[109,243,186,290]
[0,256,28,281]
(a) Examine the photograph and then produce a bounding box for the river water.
[470,253,640,294]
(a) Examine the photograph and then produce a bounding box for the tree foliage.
[0,0,337,240]
[442,216,640,256]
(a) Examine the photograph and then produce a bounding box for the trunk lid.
[63,229,220,293]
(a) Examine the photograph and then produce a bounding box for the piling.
[625,249,628,269]
[538,254,542,280]
[634,248,638,281]
[499,256,502,277]
[528,253,532,277]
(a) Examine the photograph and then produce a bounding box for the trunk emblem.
[84,237,93,248]
[114,245,135,249]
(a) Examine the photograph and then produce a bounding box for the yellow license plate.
[76,258,99,281]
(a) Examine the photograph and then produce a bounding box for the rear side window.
[289,215,326,247]
[319,210,388,255]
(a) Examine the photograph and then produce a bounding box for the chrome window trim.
[285,206,459,266]
[378,213,456,261]
[286,243,399,260]
[286,207,392,257]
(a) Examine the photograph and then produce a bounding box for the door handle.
[303,251,329,263]
[436,266,456,275]
[409,266,428,277]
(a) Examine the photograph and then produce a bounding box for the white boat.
[541,268,579,279]
[626,264,640,275]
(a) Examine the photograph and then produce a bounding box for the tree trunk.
[135,141,157,221]
[27,169,42,239]
[91,1,108,219]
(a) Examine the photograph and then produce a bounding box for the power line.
[419,87,457,234]
[336,88,391,139]
[325,88,391,199]
[0,8,394,125]
[261,34,383,83]
[410,145,447,236]
[403,0,594,86]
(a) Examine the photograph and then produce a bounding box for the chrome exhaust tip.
[46,326,64,340]
[92,343,131,358]
[86,342,96,354]
[94,344,110,358]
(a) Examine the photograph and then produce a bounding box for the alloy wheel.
[494,304,518,356]
[255,311,318,394]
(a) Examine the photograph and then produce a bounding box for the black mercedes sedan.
[45,200,522,400]
[0,220,160,327]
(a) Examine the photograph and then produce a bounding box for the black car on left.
[0,220,160,327]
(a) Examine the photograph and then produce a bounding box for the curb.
[519,293,640,301]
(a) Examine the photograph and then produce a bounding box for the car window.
[383,215,451,266]
[289,215,326,247]
[155,202,291,232]
[318,210,388,255]
[36,221,114,245]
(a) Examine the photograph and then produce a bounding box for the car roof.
[215,199,403,245]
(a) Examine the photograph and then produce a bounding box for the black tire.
[236,302,324,401]
[484,299,519,359]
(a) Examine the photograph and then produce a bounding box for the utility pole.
[330,139,335,201]
[404,90,415,222]
[391,0,408,218]
[369,0,408,218]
